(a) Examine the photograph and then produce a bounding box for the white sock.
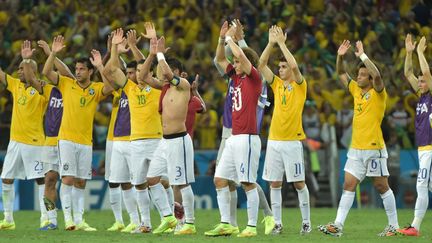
[136,189,151,227]
[297,185,310,224]
[2,183,14,222]
[180,186,195,224]
[166,187,174,212]
[59,184,73,223]
[257,184,272,216]
[149,183,172,216]
[335,190,355,228]
[47,209,57,225]
[38,184,48,222]
[72,187,85,225]
[216,186,230,223]
[412,186,429,230]
[246,188,259,227]
[230,190,238,227]
[109,186,123,224]
[270,187,282,225]
[122,188,140,225]
[381,189,399,228]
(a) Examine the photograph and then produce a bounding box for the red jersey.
[226,64,261,135]
[185,95,204,138]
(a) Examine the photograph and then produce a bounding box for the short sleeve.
[190,96,204,113]
[58,75,74,92]
[225,64,236,79]
[94,82,107,102]
[348,79,357,95]
[296,77,307,95]
[41,82,54,99]
[376,87,387,101]
[122,79,135,96]
[6,75,19,93]
[270,75,279,91]
[248,66,261,84]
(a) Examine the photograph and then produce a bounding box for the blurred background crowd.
[0,0,431,155]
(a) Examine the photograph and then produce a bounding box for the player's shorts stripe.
[379,149,383,176]
[428,155,432,185]
[182,136,188,184]
[247,135,251,182]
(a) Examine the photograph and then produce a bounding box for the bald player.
[0,41,48,230]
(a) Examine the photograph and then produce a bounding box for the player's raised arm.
[103,28,127,89]
[354,40,383,92]
[38,40,74,79]
[275,26,303,84]
[191,74,207,113]
[258,26,277,83]
[42,35,66,85]
[224,21,254,75]
[127,29,145,62]
[21,40,43,93]
[215,21,230,72]
[156,36,190,90]
[404,34,419,93]
[417,36,432,91]
[138,37,163,90]
[90,49,113,95]
[336,40,351,88]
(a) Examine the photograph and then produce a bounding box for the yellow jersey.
[123,80,162,140]
[349,80,387,149]
[6,75,47,145]
[57,75,106,145]
[268,75,306,140]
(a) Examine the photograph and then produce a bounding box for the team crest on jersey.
[145,86,151,92]
[30,89,36,95]
[89,88,95,95]
[287,84,293,91]
[364,93,370,100]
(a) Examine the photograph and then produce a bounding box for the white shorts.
[130,139,160,185]
[344,148,389,182]
[41,145,60,173]
[58,140,92,180]
[109,141,132,184]
[147,134,194,185]
[417,150,432,190]
[215,134,261,184]
[1,141,46,180]
[263,140,305,182]
[216,127,232,164]
[105,140,113,181]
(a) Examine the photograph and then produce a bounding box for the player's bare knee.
[44,172,58,187]
[241,182,256,192]
[270,181,283,188]
[121,183,132,190]
[373,179,389,194]
[147,177,160,187]
[61,176,73,185]
[293,181,305,190]
[214,177,228,189]
[160,179,169,188]
[2,179,14,184]
[135,183,146,190]
[109,182,120,188]
[176,184,189,190]
[35,177,45,185]
[74,179,86,189]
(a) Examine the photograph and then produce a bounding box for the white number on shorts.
[176,166,182,178]
[34,161,43,173]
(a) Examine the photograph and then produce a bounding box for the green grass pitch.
[0,208,430,242]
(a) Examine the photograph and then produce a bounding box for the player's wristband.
[238,39,247,48]
[218,37,225,44]
[359,53,369,62]
[23,58,32,64]
[225,36,233,43]
[156,52,165,62]
[170,76,180,86]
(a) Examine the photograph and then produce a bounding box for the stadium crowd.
[0,0,431,151]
